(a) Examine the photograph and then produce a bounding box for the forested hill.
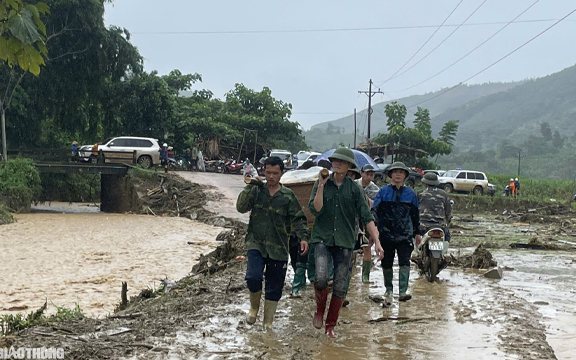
[432,63,576,151]
[309,82,519,134]
[305,82,519,151]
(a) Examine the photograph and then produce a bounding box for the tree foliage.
[0,0,49,75]
[540,122,552,141]
[384,101,406,130]
[373,103,457,168]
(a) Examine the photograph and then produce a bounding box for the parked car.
[486,183,496,196]
[438,170,489,195]
[78,136,161,169]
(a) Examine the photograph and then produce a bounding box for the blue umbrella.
[314,148,378,170]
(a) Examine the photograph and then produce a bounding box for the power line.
[405,6,576,110]
[388,0,541,94]
[130,19,575,35]
[378,0,464,87]
[380,0,488,85]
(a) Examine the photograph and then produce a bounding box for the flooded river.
[0,203,225,317]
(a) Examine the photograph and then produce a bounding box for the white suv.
[438,170,489,195]
[79,137,161,168]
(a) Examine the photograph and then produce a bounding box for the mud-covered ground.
[2,172,575,359]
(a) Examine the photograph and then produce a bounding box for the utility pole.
[353,108,357,148]
[358,79,384,140]
[517,148,521,177]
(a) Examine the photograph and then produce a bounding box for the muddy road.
[3,171,576,359]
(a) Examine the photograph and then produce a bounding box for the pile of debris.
[131,172,206,217]
[448,244,498,269]
[498,203,575,224]
[192,221,247,275]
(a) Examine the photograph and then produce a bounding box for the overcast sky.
[104,1,576,130]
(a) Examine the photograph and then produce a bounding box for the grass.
[0,302,84,336]
[487,173,576,203]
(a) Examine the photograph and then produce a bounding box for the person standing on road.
[71,141,78,162]
[236,156,309,330]
[417,172,452,242]
[372,162,421,305]
[357,164,380,283]
[309,147,383,337]
[159,143,169,173]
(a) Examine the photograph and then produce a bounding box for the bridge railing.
[7,148,138,165]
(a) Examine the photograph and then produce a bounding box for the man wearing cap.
[372,161,421,304]
[418,172,452,243]
[308,147,383,337]
[357,164,380,282]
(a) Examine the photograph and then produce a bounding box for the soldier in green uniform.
[309,147,383,337]
[417,172,452,242]
[236,156,309,330]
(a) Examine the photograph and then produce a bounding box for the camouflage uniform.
[237,183,308,301]
[417,186,451,242]
[356,179,379,201]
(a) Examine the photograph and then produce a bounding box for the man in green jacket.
[308,147,383,337]
[237,156,309,330]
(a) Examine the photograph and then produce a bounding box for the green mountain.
[304,82,519,151]
[433,64,576,151]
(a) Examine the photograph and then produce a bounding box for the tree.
[438,120,459,146]
[0,0,49,75]
[384,101,406,130]
[552,130,564,149]
[540,122,552,141]
[1,0,49,160]
[413,107,431,137]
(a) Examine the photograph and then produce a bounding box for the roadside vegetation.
[0,302,84,336]
[0,158,41,212]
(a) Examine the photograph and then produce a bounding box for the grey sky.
[104,1,576,130]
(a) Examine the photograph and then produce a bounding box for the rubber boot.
[246,290,262,325]
[342,270,351,308]
[362,260,371,283]
[262,299,278,331]
[307,244,316,283]
[325,295,344,338]
[313,288,329,329]
[383,268,393,306]
[291,267,306,297]
[399,266,412,302]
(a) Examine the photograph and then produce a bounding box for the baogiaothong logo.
[0,347,64,359]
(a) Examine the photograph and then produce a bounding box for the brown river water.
[0,202,224,318]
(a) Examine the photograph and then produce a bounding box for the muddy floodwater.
[0,203,224,317]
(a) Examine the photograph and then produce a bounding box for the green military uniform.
[237,183,309,261]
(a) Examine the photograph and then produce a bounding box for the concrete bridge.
[7,148,142,213]
[33,162,135,213]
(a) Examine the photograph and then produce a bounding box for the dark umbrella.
[314,149,378,169]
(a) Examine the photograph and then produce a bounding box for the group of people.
[236,147,452,337]
[159,143,201,172]
[507,177,521,197]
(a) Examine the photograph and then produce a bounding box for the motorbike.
[415,228,449,282]
[204,159,225,173]
[242,159,258,177]
[224,159,244,174]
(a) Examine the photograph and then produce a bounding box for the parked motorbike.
[204,159,225,173]
[415,228,449,282]
[224,159,244,174]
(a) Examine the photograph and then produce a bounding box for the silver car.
[78,136,161,168]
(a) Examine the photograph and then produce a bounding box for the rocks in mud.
[483,266,503,279]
